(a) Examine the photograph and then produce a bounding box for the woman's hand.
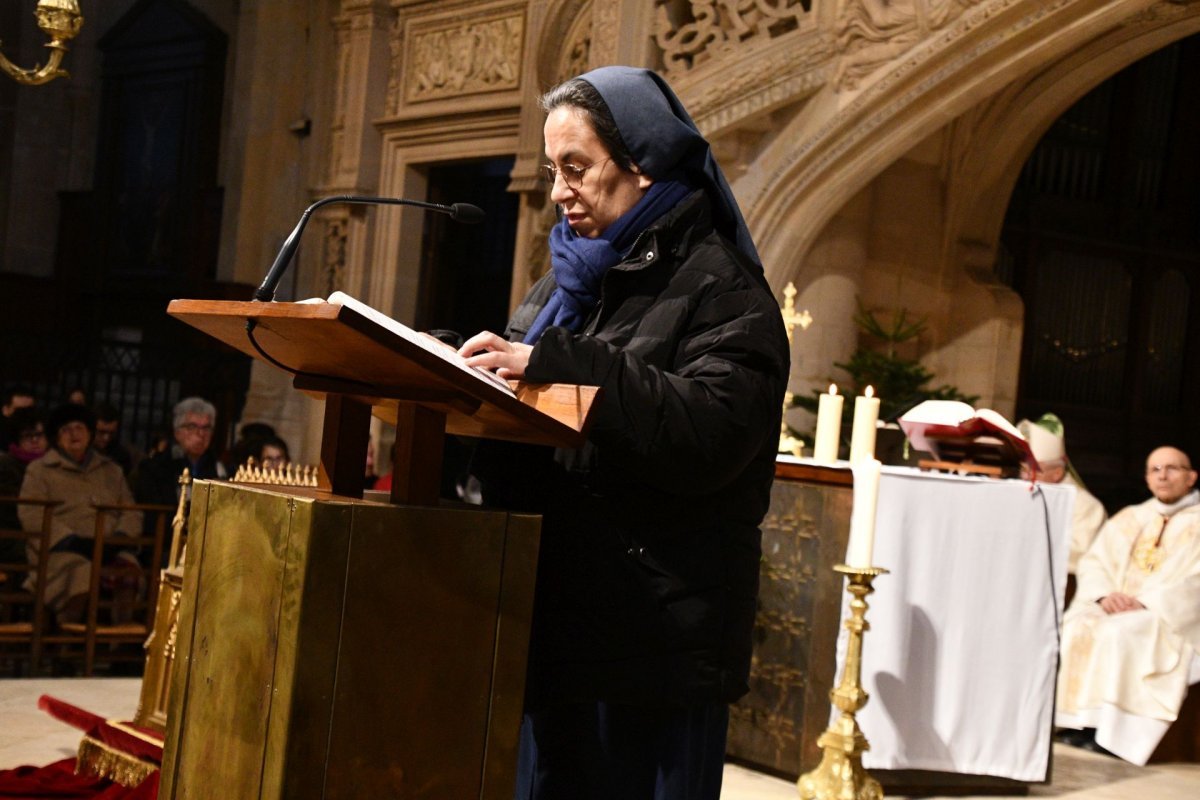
[459,331,533,380]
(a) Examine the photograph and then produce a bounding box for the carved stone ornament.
[654,0,814,74]
[834,0,980,91]
[527,202,558,287]
[559,2,593,83]
[1128,0,1200,22]
[404,8,525,104]
[685,35,831,136]
[589,0,620,66]
[323,216,349,296]
[562,33,591,82]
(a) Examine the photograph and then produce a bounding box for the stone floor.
[1,678,1197,798]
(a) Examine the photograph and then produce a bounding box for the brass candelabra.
[797,564,889,800]
[1,1,84,86]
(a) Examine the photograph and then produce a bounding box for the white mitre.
[1017,414,1065,466]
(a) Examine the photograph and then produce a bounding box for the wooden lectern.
[157,298,599,800]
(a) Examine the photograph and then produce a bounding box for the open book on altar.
[899,400,1038,473]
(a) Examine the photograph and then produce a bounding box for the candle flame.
[865,385,874,398]
[829,384,838,396]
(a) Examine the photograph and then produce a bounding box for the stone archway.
[746,0,1200,419]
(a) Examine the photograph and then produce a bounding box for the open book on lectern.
[166,293,600,449]
[301,290,515,397]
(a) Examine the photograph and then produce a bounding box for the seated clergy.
[1055,446,1200,763]
[1018,413,1107,573]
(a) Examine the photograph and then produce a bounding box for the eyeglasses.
[178,423,213,434]
[540,157,613,189]
[1147,464,1192,475]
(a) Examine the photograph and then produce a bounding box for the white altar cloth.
[838,467,1075,782]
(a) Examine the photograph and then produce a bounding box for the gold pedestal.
[797,564,888,800]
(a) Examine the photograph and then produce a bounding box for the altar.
[729,463,1075,787]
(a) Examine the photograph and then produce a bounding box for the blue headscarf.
[580,66,761,270]
[524,66,760,345]
[524,179,693,344]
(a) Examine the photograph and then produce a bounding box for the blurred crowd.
[0,383,291,628]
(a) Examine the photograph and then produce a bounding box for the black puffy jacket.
[475,191,789,707]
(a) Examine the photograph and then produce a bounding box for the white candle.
[846,457,882,568]
[849,385,881,463]
[813,384,843,463]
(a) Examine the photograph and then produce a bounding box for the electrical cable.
[245,317,376,393]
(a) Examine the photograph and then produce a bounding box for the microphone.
[253,194,485,302]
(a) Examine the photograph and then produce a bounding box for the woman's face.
[56,421,91,463]
[261,444,287,471]
[17,424,47,456]
[543,106,651,239]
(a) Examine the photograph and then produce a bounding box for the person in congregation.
[132,396,227,510]
[93,403,135,476]
[0,407,48,564]
[1055,445,1200,763]
[17,404,141,625]
[458,66,789,799]
[250,435,290,471]
[225,421,277,474]
[0,384,36,451]
[1017,413,1106,573]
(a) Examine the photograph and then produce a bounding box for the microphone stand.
[245,195,484,387]
[253,195,484,303]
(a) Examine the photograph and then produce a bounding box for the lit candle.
[813,384,843,463]
[846,457,882,568]
[849,385,881,463]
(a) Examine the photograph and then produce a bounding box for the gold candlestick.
[779,281,813,457]
[798,564,889,800]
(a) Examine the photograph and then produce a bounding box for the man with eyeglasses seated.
[132,397,227,543]
[1055,446,1200,763]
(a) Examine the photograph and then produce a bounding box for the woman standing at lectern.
[459,66,788,800]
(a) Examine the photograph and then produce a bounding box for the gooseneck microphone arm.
[253,194,485,303]
[245,194,485,390]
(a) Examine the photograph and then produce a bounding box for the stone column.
[788,188,871,439]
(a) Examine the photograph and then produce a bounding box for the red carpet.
[0,760,157,799]
[0,696,160,799]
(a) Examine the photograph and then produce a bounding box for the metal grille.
[2,330,249,454]
[1025,251,1131,408]
[1143,270,1189,414]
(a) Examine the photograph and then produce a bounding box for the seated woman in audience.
[17,404,141,625]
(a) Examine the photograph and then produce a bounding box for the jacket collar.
[619,190,713,274]
[40,447,100,473]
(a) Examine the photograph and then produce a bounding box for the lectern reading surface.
[167,296,599,504]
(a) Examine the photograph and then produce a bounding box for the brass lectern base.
[160,482,540,800]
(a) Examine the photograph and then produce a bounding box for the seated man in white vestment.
[1055,446,1200,763]
[1018,413,1107,573]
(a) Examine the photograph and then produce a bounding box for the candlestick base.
[797,564,889,800]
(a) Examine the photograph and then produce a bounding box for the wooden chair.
[56,501,173,676]
[0,496,60,675]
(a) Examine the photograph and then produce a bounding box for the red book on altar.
[899,400,1038,475]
